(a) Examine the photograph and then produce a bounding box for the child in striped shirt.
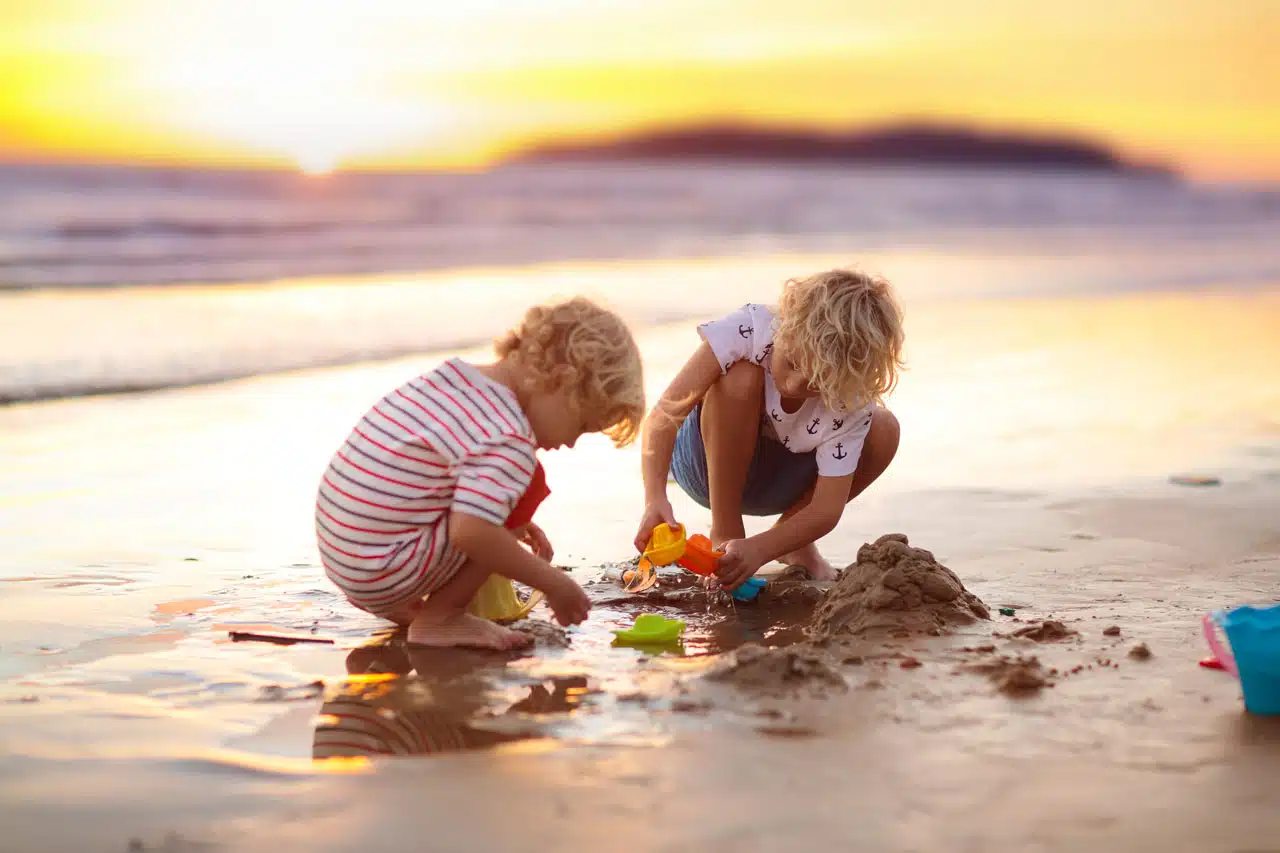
[317,297,644,650]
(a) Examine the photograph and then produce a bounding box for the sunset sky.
[1,0,1276,179]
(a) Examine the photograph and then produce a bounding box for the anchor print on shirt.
[738,324,752,339]
[754,342,773,365]
[831,418,844,430]
[832,442,848,461]
[782,436,790,447]
[806,416,821,435]
[770,409,782,422]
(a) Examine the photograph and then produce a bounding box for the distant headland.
[509,122,1173,175]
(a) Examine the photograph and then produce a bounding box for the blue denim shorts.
[670,403,818,516]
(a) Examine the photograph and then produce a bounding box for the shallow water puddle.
[0,565,822,769]
[306,573,819,764]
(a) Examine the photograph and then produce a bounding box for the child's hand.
[714,539,764,590]
[514,522,554,560]
[634,498,677,552]
[544,573,591,627]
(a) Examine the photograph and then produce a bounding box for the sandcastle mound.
[810,533,989,639]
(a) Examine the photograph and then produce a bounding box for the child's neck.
[779,395,806,414]
[474,358,532,410]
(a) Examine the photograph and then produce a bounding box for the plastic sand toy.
[634,523,766,598]
[611,613,686,646]
[641,523,724,577]
[622,557,658,593]
[466,574,544,623]
[1203,604,1280,714]
[643,523,688,565]
[730,576,767,602]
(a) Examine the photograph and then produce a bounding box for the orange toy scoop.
[676,534,723,576]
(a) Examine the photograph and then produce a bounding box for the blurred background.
[1,0,1278,403]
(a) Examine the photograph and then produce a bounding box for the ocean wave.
[3,162,1278,290]
[2,243,1278,406]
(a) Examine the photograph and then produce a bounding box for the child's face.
[526,383,589,450]
[771,344,821,401]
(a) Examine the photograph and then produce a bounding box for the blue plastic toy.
[1203,604,1280,715]
[730,576,768,603]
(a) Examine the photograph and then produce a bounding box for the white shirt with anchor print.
[697,303,875,478]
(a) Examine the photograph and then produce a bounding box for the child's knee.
[715,361,764,403]
[872,408,901,455]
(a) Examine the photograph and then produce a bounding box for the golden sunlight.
[0,0,1277,177]
[125,0,454,171]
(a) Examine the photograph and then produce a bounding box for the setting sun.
[119,0,459,171]
[294,149,339,177]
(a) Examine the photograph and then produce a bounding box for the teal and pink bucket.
[1203,604,1280,715]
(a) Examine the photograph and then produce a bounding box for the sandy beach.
[1,268,1278,852]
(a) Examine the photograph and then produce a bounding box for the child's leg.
[777,408,901,580]
[701,362,765,546]
[401,560,535,651]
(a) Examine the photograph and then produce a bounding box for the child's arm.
[715,473,853,589]
[449,513,590,626]
[635,341,726,551]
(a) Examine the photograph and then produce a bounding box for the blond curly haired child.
[318,297,644,650]
[635,269,904,589]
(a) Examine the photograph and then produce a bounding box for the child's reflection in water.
[313,640,584,760]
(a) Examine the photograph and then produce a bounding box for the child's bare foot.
[780,542,839,582]
[407,611,533,651]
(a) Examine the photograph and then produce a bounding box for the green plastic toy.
[611,614,686,646]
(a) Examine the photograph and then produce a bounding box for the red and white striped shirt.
[315,359,536,606]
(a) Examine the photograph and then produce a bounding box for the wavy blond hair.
[772,269,905,410]
[494,297,645,447]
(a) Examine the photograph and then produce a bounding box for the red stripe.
[474,448,534,479]
[420,376,493,440]
[317,530,397,561]
[369,404,417,440]
[473,472,520,494]
[445,362,518,433]
[345,533,440,607]
[395,389,465,449]
[321,534,424,586]
[322,475,436,514]
[337,450,445,492]
[317,504,419,537]
[455,483,510,506]
[352,426,446,468]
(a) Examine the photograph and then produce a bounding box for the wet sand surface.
[1,287,1278,851]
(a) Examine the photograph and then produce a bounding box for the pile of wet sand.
[1008,620,1078,642]
[707,643,846,697]
[962,655,1052,696]
[810,534,990,640]
[704,535,994,696]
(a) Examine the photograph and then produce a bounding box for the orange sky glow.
[1,0,1277,179]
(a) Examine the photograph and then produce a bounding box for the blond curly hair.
[772,269,905,410]
[494,297,645,447]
